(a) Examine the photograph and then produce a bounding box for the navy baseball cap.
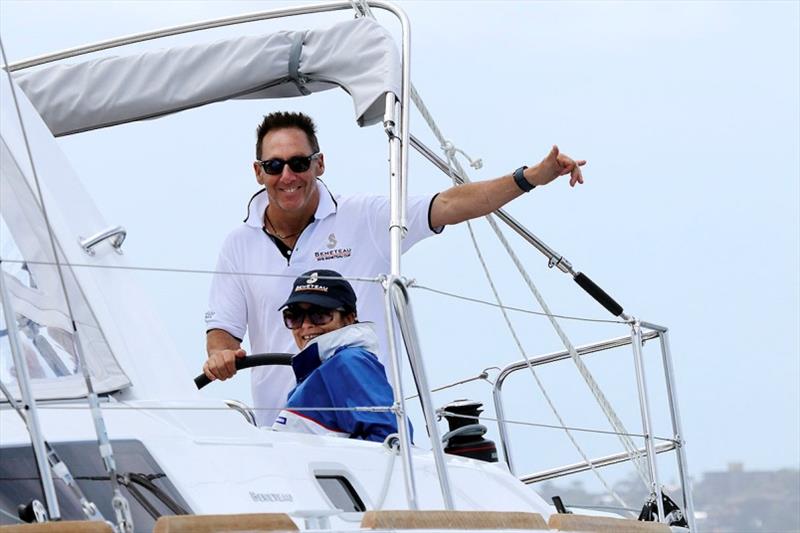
[280,269,357,311]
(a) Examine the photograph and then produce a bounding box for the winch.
[441,399,498,463]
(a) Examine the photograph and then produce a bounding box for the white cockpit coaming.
[0,399,556,529]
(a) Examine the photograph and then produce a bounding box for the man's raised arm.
[429,145,586,228]
[204,329,247,382]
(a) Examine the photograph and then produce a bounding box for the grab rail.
[79,226,126,255]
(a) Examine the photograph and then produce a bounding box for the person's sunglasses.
[256,152,320,175]
[282,305,344,330]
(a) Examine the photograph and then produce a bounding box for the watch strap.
[513,166,535,192]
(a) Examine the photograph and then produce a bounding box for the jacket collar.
[290,322,380,383]
[301,322,379,362]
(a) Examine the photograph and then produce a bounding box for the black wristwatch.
[513,166,535,193]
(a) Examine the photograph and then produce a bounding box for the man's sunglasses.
[282,305,344,330]
[256,152,320,175]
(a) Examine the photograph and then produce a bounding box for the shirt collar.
[243,179,337,228]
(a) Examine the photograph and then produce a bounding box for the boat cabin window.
[314,475,365,512]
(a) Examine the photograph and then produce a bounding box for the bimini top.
[13,17,400,137]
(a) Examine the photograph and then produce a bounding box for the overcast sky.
[1,0,798,493]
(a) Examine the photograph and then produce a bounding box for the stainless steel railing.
[491,322,695,530]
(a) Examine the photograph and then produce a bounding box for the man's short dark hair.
[255,112,320,159]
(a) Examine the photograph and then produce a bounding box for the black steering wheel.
[194,353,293,389]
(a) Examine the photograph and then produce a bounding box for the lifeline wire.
[411,283,626,324]
[0,258,382,285]
[30,403,676,443]
[440,411,677,444]
[0,257,619,326]
[38,404,397,414]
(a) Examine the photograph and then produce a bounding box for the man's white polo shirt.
[206,180,440,426]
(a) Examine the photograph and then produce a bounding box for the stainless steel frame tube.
[658,329,697,531]
[382,278,418,509]
[395,10,411,266]
[492,331,659,472]
[0,268,61,520]
[520,442,676,485]
[492,381,515,474]
[389,278,454,509]
[630,322,665,520]
[386,96,404,277]
[8,1,407,71]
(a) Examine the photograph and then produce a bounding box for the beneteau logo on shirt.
[204,311,215,322]
[313,235,351,261]
[314,247,352,261]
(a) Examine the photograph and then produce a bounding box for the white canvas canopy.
[13,17,401,136]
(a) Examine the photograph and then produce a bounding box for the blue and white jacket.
[272,322,401,442]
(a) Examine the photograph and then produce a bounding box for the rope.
[410,78,645,511]
[374,435,400,511]
[483,210,651,487]
[468,213,636,510]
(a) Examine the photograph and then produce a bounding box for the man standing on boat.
[203,111,584,426]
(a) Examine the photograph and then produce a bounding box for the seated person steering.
[272,269,402,443]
